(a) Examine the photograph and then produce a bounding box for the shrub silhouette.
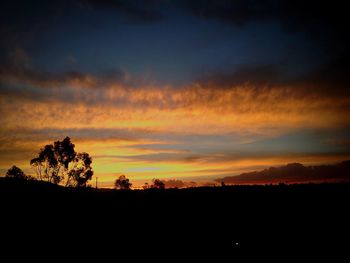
[115,175,132,190]
[151,178,165,189]
[6,166,28,180]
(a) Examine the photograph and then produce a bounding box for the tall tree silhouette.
[30,137,93,187]
[115,175,132,190]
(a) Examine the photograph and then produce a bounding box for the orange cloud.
[1,67,350,187]
[2,85,350,133]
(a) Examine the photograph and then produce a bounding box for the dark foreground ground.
[1,178,349,259]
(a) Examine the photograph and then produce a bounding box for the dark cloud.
[0,127,155,145]
[181,0,348,39]
[295,55,350,96]
[9,0,345,34]
[1,0,163,27]
[1,1,70,53]
[0,65,130,105]
[0,47,127,91]
[197,63,285,88]
[183,0,350,86]
[79,0,164,23]
[0,65,126,89]
[2,0,348,51]
[2,1,349,94]
[196,58,350,97]
[0,0,164,54]
[216,161,350,184]
[182,0,278,26]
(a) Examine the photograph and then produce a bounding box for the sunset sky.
[1,0,350,187]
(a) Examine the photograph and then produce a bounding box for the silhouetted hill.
[1,178,349,259]
[0,177,63,190]
[217,161,350,184]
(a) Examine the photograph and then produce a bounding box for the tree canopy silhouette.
[115,175,132,190]
[66,152,93,187]
[30,137,93,187]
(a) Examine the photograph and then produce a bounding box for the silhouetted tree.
[30,144,61,184]
[151,178,165,189]
[30,137,93,186]
[66,152,93,187]
[6,165,27,179]
[115,175,132,190]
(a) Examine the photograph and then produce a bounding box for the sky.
[1,0,350,187]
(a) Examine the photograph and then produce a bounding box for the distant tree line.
[114,175,165,190]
